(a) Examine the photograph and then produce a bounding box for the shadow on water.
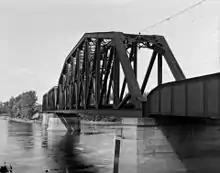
[57,132,98,173]
[4,120,100,173]
[138,116,220,173]
[41,128,100,173]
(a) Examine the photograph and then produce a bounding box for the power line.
[139,0,208,33]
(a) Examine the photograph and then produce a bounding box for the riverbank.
[9,118,42,124]
[0,116,42,124]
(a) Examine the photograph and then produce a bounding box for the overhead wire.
[139,0,208,34]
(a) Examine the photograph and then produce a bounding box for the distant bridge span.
[42,32,220,120]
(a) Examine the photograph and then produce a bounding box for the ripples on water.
[0,119,116,173]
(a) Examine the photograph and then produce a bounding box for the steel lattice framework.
[42,32,186,116]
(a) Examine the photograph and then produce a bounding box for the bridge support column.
[114,117,157,173]
[42,113,54,126]
[46,114,67,131]
[42,113,81,133]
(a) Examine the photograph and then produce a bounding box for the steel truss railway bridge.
[41,31,220,173]
[42,31,220,121]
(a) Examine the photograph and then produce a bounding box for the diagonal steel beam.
[159,36,186,80]
[120,78,126,102]
[106,62,114,105]
[113,32,144,107]
[119,45,134,101]
[141,51,157,93]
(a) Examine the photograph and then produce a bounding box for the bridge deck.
[45,109,142,118]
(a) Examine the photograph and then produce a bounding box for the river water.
[0,118,119,173]
[1,117,220,173]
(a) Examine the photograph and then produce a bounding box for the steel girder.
[43,32,186,112]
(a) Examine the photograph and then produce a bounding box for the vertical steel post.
[99,47,114,106]
[158,53,162,85]
[58,84,61,110]
[86,67,94,107]
[95,39,101,109]
[78,83,83,107]
[53,87,57,110]
[113,47,120,107]
[59,85,62,110]
[87,41,99,107]
[84,40,89,109]
[99,48,108,106]
[64,86,67,110]
[74,83,78,109]
[69,85,72,109]
[133,43,137,77]
[76,49,80,110]
[68,85,71,109]
[71,56,75,109]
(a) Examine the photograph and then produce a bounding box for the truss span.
[43,31,188,117]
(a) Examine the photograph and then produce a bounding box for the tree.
[8,97,16,117]
[0,102,5,114]
[0,90,38,119]
[16,91,38,119]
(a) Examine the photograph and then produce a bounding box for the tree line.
[0,90,41,119]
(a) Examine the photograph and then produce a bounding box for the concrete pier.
[47,116,67,131]
[113,117,220,173]
[42,113,54,126]
[42,113,81,132]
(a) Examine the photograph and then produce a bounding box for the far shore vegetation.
[0,90,41,120]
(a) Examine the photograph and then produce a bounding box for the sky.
[0,0,219,103]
